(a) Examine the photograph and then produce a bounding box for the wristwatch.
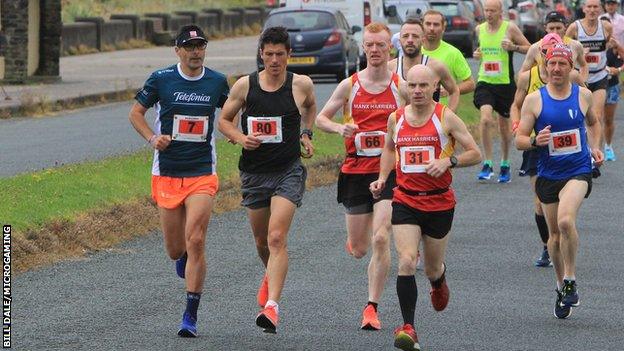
[449,156,458,168]
[300,129,313,140]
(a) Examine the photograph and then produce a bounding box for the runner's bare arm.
[315,78,357,137]
[581,87,604,165]
[473,25,482,60]
[217,76,262,149]
[520,44,539,73]
[297,75,316,157]
[370,113,397,197]
[571,40,589,82]
[440,110,481,168]
[129,102,171,151]
[508,23,531,54]
[399,78,409,106]
[388,58,398,74]
[516,91,541,150]
[565,22,578,39]
[458,76,475,95]
[510,71,530,131]
[433,60,459,111]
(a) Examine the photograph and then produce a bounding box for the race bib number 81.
[400,146,435,173]
[549,129,581,156]
[354,131,386,156]
[247,116,283,143]
[172,115,209,142]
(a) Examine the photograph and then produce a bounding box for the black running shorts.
[535,173,592,204]
[391,202,455,239]
[473,82,516,118]
[337,171,396,214]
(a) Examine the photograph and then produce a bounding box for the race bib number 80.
[400,146,435,173]
[247,116,283,143]
[172,115,209,142]
[549,129,581,156]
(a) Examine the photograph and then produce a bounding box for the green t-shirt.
[422,41,472,106]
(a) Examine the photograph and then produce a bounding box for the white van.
[279,0,389,67]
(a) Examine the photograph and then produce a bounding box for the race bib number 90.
[400,146,435,173]
[483,61,502,76]
[549,129,581,156]
[172,115,209,142]
[354,131,386,156]
[247,116,283,143]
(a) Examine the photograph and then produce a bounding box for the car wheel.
[336,57,349,82]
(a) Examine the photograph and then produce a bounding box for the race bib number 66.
[354,131,386,156]
[172,115,209,142]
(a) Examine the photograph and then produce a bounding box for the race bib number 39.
[400,146,435,173]
[549,129,581,156]
[247,116,283,143]
[354,131,386,156]
[172,115,209,142]
[483,61,502,76]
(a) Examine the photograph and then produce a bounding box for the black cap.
[544,11,566,24]
[175,25,208,47]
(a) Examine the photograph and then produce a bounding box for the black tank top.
[239,71,301,173]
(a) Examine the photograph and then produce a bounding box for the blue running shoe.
[560,280,580,307]
[176,252,187,279]
[178,312,197,337]
[534,248,552,267]
[554,289,572,319]
[498,166,511,183]
[478,163,494,180]
[605,146,616,161]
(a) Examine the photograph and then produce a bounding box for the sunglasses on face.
[180,42,207,52]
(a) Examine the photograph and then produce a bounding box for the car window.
[265,11,336,31]
[430,3,461,16]
[463,0,475,11]
[393,3,429,22]
[337,12,349,31]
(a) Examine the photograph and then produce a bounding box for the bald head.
[406,64,439,106]
[407,64,437,82]
[484,0,502,10]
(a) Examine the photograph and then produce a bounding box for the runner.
[316,22,401,331]
[511,37,585,268]
[473,0,530,183]
[217,26,316,333]
[601,1,624,161]
[128,24,230,337]
[387,17,460,111]
[565,0,613,176]
[370,64,481,350]
[516,44,604,319]
[519,11,588,82]
[421,9,475,106]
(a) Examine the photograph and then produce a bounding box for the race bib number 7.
[354,131,386,156]
[400,146,435,173]
[247,116,283,143]
[172,115,209,142]
[549,129,581,156]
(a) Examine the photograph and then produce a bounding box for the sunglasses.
[180,42,207,52]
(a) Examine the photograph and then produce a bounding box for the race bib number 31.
[354,131,386,156]
[172,115,209,142]
[247,116,283,143]
[549,129,581,156]
[400,146,435,173]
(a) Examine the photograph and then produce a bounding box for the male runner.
[511,37,584,267]
[520,11,588,82]
[516,44,604,319]
[421,9,475,105]
[129,25,230,337]
[217,26,316,333]
[370,64,481,350]
[316,22,400,331]
[473,0,530,183]
[387,17,460,111]
[566,0,613,176]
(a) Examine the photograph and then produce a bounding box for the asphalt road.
[14,134,624,350]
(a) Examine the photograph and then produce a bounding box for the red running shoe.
[360,304,381,330]
[255,305,279,333]
[393,324,420,351]
[430,276,450,312]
